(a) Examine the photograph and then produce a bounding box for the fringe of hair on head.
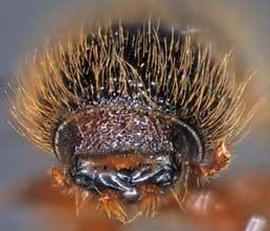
[12,19,252,160]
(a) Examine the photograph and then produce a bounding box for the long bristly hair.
[12,20,252,158]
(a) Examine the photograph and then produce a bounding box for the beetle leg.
[191,141,231,179]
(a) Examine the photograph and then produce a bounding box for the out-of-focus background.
[0,0,270,230]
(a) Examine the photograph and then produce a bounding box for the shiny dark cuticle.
[69,155,180,202]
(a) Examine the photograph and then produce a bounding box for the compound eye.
[53,121,81,163]
[170,121,204,165]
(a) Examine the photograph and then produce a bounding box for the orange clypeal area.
[91,153,153,171]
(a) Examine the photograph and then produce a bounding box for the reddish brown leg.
[6,170,270,231]
[191,140,231,179]
[138,184,164,217]
[95,190,127,223]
